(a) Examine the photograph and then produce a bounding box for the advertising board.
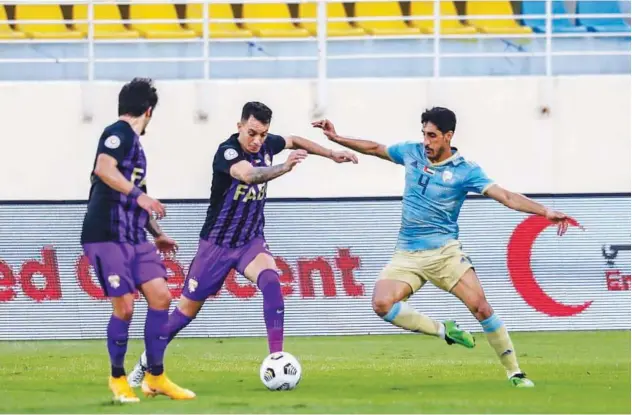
[0,195,629,340]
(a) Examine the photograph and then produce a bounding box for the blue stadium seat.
[521,1,588,33]
[578,0,630,33]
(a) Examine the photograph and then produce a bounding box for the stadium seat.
[74,4,140,39]
[299,3,366,37]
[0,6,26,39]
[16,5,83,39]
[465,1,532,34]
[410,1,477,34]
[521,1,588,33]
[130,4,197,39]
[186,3,253,38]
[243,4,310,37]
[354,2,421,36]
[577,1,631,33]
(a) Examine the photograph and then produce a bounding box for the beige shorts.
[379,240,473,293]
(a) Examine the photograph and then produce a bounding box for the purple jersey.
[200,133,286,248]
[81,120,150,244]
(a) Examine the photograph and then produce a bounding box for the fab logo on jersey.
[130,167,146,187]
[234,184,267,202]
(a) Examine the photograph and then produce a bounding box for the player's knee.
[114,303,134,321]
[258,270,282,294]
[148,289,172,310]
[470,298,493,320]
[178,298,202,319]
[372,297,395,317]
[157,290,172,308]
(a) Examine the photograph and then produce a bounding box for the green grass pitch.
[0,331,629,414]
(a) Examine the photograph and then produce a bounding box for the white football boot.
[127,351,147,388]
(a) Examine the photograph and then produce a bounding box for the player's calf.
[451,271,528,382]
[372,280,450,341]
[108,294,135,380]
[128,303,197,388]
[108,315,131,379]
[257,269,285,353]
[479,313,524,379]
[141,279,173,379]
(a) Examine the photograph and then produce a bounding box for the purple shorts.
[182,237,271,301]
[82,241,167,297]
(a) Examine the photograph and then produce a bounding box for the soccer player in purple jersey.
[81,78,195,402]
[127,101,358,387]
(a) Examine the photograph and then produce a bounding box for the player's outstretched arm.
[230,150,307,185]
[485,184,571,236]
[284,135,358,164]
[312,119,392,162]
[94,153,166,219]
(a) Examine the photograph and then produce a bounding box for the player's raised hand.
[312,119,338,140]
[138,194,166,219]
[284,150,308,171]
[330,150,358,164]
[545,209,571,236]
[155,234,178,257]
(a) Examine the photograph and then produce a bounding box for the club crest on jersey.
[108,274,121,289]
[104,135,121,149]
[423,166,436,176]
[264,154,271,166]
[188,278,198,293]
[224,148,239,161]
[442,170,453,182]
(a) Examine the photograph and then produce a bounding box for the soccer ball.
[259,351,302,391]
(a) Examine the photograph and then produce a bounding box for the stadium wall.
[0,75,629,201]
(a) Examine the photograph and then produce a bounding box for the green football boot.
[443,320,475,349]
[510,373,535,388]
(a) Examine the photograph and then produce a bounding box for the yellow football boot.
[141,372,196,400]
[108,376,140,403]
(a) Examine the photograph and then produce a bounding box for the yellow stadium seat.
[0,6,26,39]
[74,5,139,39]
[465,1,532,34]
[16,5,83,39]
[130,4,197,39]
[243,4,310,38]
[186,3,253,38]
[410,1,477,34]
[299,3,366,37]
[355,2,421,35]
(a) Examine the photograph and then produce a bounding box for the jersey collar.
[430,147,464,167]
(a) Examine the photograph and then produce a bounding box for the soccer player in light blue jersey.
[313,107,570,388]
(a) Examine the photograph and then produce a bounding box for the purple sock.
[107,314,130,378]
[257,269,285,353]
[166,308,194,343]
[144,308,169,376]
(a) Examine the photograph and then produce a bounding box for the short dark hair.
[241,101,272,125]
[421,107,456,134]
[118,78,158,117]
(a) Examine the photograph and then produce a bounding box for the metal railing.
[0,0,630,110]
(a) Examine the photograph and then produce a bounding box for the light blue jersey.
[387,142,494,251]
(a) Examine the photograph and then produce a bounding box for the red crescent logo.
[507,215,593,317]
